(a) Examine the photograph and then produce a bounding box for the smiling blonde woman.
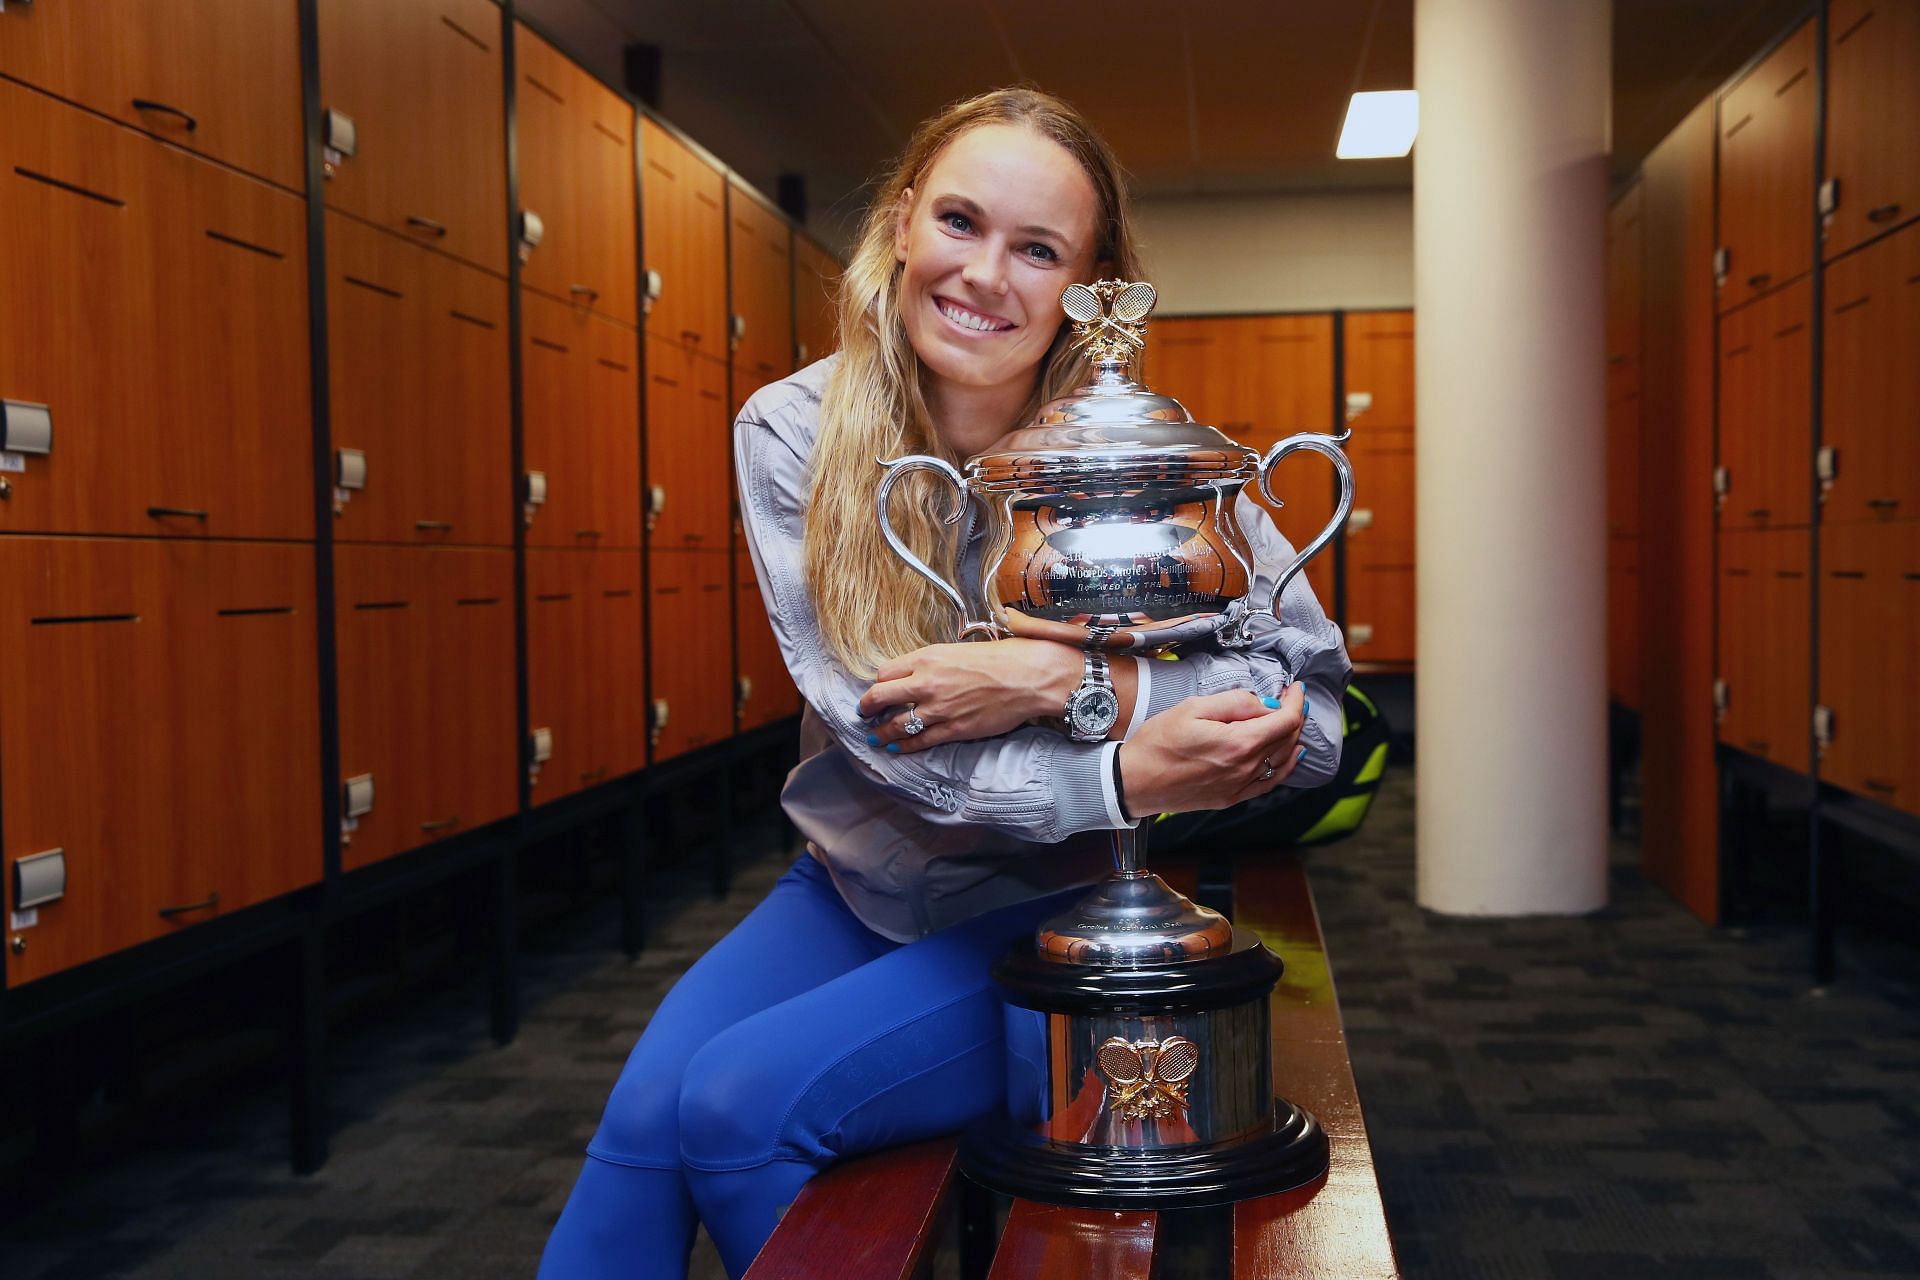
[540,88,1351,1280]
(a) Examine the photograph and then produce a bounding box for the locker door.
[1716,298,1762,529]
[526,549,597,806]
[318,0,507,274]
[729,185,795,409]
[327,211,513,547]
[0,80,311,540]
[593,551,649,781]
[1343,426,1415,663]
[640,116,728,358]
[1716,21,1816,312]
[335,546,434,871]
[645,339,731,551]
[0,0,305,191]
[425,549,518,838]
[1821,222,1920,524]
[1819,520,1920,815]
[735,546,798,731]
[794,237,842,367]
[1608,538,1643,709]
[1607,191,1644,540]
[1343,312,1417,429]
[1752,279,1813,528]
[1824,0,1920,261]
[1715,529,1766,756]
[1234,315,1338,611]
[648,549,732,761]
[1142,319,1223,423]
[514,22,637,325]
[522,290,642,550]
[0,539,321,985]
[1718,529,1811,770]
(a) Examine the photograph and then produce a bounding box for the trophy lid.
[967,281,1258,487]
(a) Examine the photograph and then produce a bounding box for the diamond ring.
[903,704,926,736]
[1258,757,1275,781]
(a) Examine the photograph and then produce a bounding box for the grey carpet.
[5,768,1920,1278]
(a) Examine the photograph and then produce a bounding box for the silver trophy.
[876,281,1353,1207]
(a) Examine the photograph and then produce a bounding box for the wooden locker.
[326,210,512,547]
[1716,21,1816,313]
[335,546,516,870]
[647,549,732,761]
[1821,221,1920,524]
[1223,315,1338,610]
[1142,318,1218,417]
[1718,278,1812,530]
[640,116,728,358]
[1823,0,1920,261]
[1607,189,1645,540]
[1818,519,1920,815]
[526,549,597,806]
[1,539,321,986]
[1343,312,1416,429]
[1342,426,1415,664]
[1608,537,1643,709]
[645,337,732,550]
[593,551,648,781]
[729,183,796,410]
[0,80,311,540]
[1716,527,1811,771]
[317,0,507,274]
[522,288,642,550]
[0,0,304,192]
[735,546,798,731]
[514,22,638,325]
[794,236,842,367]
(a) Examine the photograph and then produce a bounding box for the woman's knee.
[586,1037,691,1166]
[676,1028,813,1173]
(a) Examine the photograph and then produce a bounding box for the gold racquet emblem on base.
[1096,1034,1199,1121]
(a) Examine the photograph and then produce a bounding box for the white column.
[1414,0,1611,914]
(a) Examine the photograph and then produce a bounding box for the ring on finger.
[1258,757,1276,781]
[902,703,926,736]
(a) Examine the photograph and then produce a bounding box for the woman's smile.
[933,295,1018,334]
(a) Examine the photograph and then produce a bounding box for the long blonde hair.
[804,88,1144,678]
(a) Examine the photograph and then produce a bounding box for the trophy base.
[959,1098,1328,1210]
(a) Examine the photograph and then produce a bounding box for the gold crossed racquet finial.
[1061,279,1158,367]
[1095,1034,1199,1121]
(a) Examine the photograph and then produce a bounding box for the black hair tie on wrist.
[1111,747,1135,824]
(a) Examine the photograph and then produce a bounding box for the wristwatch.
[1063,625,1122,743]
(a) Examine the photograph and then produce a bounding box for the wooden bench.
[745,853,1398,1278]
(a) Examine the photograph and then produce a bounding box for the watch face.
[1068,686,1121,735]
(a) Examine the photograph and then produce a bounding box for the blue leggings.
[537,854,1070,1279]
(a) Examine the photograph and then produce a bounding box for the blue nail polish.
[867,732,880,746]
[1295,746,1307,760]
[885,742,901,754]
[1261,695,1282,709]
[1305,697,1311,716]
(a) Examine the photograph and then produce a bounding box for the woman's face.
[893,123,1101,402]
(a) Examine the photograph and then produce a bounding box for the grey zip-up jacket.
[734,356,1352,941]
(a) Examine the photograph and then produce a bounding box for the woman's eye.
[1024,243,1059,263]
[942,212,973,234]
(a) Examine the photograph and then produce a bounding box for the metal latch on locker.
[14,849,66,910]
[524,471,548,527]
[322,108,356,178]
[518,210,545,263]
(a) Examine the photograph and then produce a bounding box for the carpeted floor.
[4,767,1919,1278]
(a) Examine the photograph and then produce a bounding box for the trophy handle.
[1256,432,1355,619]
[874,454,999,641]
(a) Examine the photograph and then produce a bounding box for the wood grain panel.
[794,236,842,367]
[514,21,637,324]
[987,1202,1158,1279]
[1,539,321,986]
[729,183,796,410]
[1638,100,1720,921]
[640,116,728,357]
[522,287,643,549]
[335,545,515,871]
[326,210,512,547]
[595,551,648,781]
[525,548,647,804]
[0,0,304,191]
[1821,221,1920,525]
[1716,20,1816,312]
[1818,519,1919,815]
[318,0,506,274]
[1823,0,1920,261]
[742,1139,958,1280]
[0,80,310,539]
[1718,276,1812,530]
[644,337,731,550]
[1608,188,1645,541]
[1608,537,1643,710]
[1716,527,1811,772]
[1342,311,1415,429]
[735,546,799,731]
[647,548,732,762]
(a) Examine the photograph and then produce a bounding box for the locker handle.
[1865,779,1898,794]
[159,892,219,918]
[575,528,602,539]
[581,767,608,783]
[406,215,449,238]
[1745,507,1771,519]
[132,98,198,133]
[420,816,459,833]
[415,519,453,531]
[1867,498,1901,510]
[1867,203,1902,224]
[681,329,701,343]
[570,284,600,302]
[1745,272,1770,289]
[148,505,209,520]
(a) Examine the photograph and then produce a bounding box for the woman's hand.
[859,639,1089,753]
[1116,683,1307,817]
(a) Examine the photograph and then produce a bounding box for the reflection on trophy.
[876,280,1356,1207]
